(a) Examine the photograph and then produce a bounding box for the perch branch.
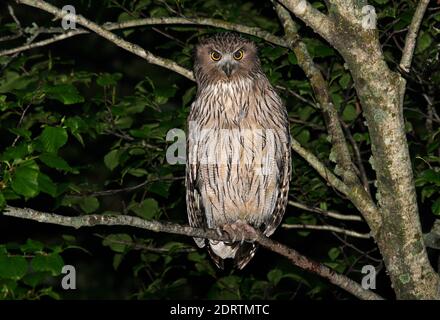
[399,0,430,73]
[3,205,383,300]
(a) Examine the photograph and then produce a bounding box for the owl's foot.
[222,220,258,244]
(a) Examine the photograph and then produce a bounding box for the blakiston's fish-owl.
[186,33,291,269]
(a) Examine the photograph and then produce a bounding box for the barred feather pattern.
[186,33,291,269]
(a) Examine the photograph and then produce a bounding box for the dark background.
[0,0,438,300]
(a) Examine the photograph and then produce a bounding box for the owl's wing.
[263,132,291,237]
[185,121,207,248]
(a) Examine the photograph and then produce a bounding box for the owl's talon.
[222,221,258,243]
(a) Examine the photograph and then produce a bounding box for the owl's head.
[194,33,261,84]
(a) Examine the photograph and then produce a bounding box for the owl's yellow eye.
[233,49,244,60]
[210,51,222,61]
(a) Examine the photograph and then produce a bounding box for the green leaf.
[342,104,358,122]
[113,253,124,270]
[1,143,32,161]
[154,85,177,104]
[102,234,132,253]
[0,255,28,280]
[38,173,58,197]
[261,47,287,61]
[328,247,341,261]
[148,181,171,198]
[0,193,5,209]
[416,32,432,53]
[20,239,44,253]
[339,73,352,89]
[267,269,283,286]
[11,160,39,198]
[288,52,298,65]
[104,149,121,171]
[182,86,196,106]
[96,73,122,87]
[22,271,51,287]
[127,168,148,177]
[416,169,440,186]
[294,129,310,144]
[131,198,159,219]
[31,253,64,276]
[79,197,99,214]
[0,71,36,93]
[45,84,84,105]
[39,153,73,172]
[432,199,440,216]
[38,126,68,153]
[9,128,31,140]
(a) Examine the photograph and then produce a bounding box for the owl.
[186,33,291,269]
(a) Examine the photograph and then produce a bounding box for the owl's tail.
[207,240,258,269]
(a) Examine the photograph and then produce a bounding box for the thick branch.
[2,205,382,300]
[276,0,335,45]
[15,0,194,80]
[400,0,430,73]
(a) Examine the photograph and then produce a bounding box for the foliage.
[0,0,438,299]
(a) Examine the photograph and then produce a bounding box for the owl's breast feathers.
[186,75,291,269]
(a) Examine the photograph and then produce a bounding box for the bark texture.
[331,12,440,300]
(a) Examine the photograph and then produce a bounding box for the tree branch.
[274,3,361,187]
[14,0,194,81]
[276,0,335,45]
[274,4,382,231]
[282,223,371,239]
[291,139,381,231]
[2,205,383,300]
[288,200,363,222]
[399,0,430,73]
[0,16,290,57]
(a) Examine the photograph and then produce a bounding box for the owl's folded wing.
[185,133,207,248]
[263,137,291,237]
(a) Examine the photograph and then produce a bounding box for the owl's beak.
[221,61,236,77]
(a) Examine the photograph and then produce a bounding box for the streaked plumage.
[186,33,291,269]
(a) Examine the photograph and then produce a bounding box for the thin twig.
[399,0,430,72]
[288,200,363,221]
[93,233,196,253]
[76,176,184,197]
[282,223,370,239]
[341,121,371,195]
